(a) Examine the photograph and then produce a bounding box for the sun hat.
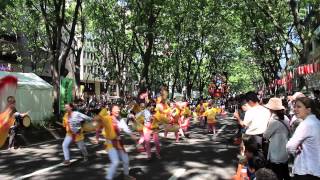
[265,97,285,111]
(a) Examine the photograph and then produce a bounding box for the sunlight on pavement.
[168,168,186,180]
[16,159,78,180]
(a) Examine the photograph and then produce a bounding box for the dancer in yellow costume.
[94,105,137,180]
[155,86,171,124]
[204,103,220,134]
[164,104,182,142]
[196,100,208,127]
[143,102,162,159]
[179,102,192,138]
[134,102,146,152]
[62,103,92,165]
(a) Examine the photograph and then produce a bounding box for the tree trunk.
[186,83,192,99]
[74,6,85,98]
[52,54,60,117]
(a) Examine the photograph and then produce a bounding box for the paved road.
[0,115,239,180]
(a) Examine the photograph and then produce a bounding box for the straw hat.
[265,98,285,111]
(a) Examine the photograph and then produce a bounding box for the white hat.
[288,92,306,101]
[265,98,285,111]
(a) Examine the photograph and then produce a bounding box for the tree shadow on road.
[0,117,239,180]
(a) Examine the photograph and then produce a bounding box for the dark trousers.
[269,162,291,180]
[294,174,320,180]
[8,127,18,148]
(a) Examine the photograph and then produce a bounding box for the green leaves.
[2,0,317,96]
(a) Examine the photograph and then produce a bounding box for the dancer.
[164,103,181,142]
[204,102,219,134]
[142,102,161,160]
[134,102,147,152]
[62,103,91,166]
[196,100,207,127]
[94,105,137,180]
[180,102,191,138]
[133,90,150,152]
[6,96,29,149]
[0,76,18,148]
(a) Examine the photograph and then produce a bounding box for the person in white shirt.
[238,92,271,148]
[263,98,291,180]
[286,97,320,180]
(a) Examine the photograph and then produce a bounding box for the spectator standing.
[286,97,320,180]
[237,92,271,149]
[263,98,291,180]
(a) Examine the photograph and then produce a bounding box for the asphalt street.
[0,114,239,180]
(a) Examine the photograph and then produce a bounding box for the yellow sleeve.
[62,113,68,127]
[203,110,208,117]
[203,103,209,108]
[196,105,200,112]
[99,108,109,117]
[101,115,117,140]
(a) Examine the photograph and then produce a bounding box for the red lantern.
[315,63,320,73]
[298,66,305,75]
[309,64,314,74]
[297,66,302,75]
[314,63,318,73]
[303,65,308,75]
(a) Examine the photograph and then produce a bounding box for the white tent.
[0,72,53,124]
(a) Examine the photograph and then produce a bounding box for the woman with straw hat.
[263,97,291,180]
